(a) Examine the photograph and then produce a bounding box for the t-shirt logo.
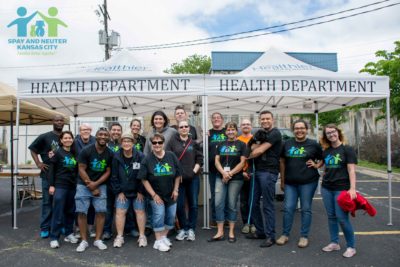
[324,153,342,168]
[211,134,226,143]
[63,156,76,168]
[123,164,130,175]
[135,143,142,151]
[287,146,306,158]
[90,158,107,172]
[219,145,238,156]
[109,145,119,152]
[51,140,59,151]
[154,162,173,176]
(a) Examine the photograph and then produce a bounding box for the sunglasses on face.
[151,141,164,145]
[179,125,189,129]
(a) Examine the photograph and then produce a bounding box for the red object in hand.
[337,190,377,217]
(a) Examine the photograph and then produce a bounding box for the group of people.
[29,105,358,258]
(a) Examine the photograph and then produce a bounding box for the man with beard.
[29,115,65,238]
[75,127,113,252]
[171,105,199,141]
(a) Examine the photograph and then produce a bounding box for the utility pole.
[98,0,111,60]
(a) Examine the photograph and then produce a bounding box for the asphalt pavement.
[0,169,399,267]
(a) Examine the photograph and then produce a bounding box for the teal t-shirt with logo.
[137,151,182,206]
[322,144,357,191]
[78,144,113,185]
[281,138,322,185]
[216,140,247,180]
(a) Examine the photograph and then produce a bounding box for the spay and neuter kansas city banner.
[6,5,68,55]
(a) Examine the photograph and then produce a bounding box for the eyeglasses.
[326,130,337,136]
[179,125,189,129]
[151,141,164,145]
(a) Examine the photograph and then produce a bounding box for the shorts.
[115,196,145,211]
[75,184,107,214]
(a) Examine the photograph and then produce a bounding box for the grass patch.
[358,160,400,173]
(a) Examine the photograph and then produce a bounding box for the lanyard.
[178,138,192,161]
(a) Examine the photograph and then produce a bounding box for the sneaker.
[162,236,172,247]
[130,229,140,237]
[298,237,309,248]
[322,243,341,252]
[187,229,195,241]
[153,240,170,252]
[250,225,256,234]
[276,235,289,245]
[64,233,79,244]
[138,235,148,247]
[175,230,187,241]
[74,232,81,239]
[40,230,49,239]
[102,232,112,240]
[241,224,250,234]
[89,228,96,238]
[76,240,89,253]
[113,236,124,248]
[93,239,107,250]
[50,240,59,249]
[343,247,356,258]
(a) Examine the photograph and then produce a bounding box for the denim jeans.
[208,171,218,222]
[250,171,278,239]
[40,177,53,231]
[150,201,177,232]
[75,184,107,213]
[50,187,76,240]
[215,177,243,223]
[321,187,355,248]
[240,179,251,224]
[282,181,318,238]
[177,176,200,231]
[104,184,115,234]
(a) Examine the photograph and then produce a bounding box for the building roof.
[211,51,338,72]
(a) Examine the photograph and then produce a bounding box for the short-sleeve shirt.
[48,148,77,189]
[208,128,227,172]
[28,131,60,177]
[137,151,182,206]
[108,141,120,153]
[322,144,357,191]
[134,135,146,153]
[78,144,113,185]
[216,140,248,180]
[281,138,322,185]
[254,128,282,174]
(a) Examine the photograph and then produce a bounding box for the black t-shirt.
[29,131,60,177]
[322,144,357,191]
[216,140,248,180]
[134,135,146,153]
[281,138,322,185]
[254,127,282,174]
[78,144,113,185]
[137,151,182,206]
[108,141,120,153]
[208,128,227,172]
[48,148,78,189]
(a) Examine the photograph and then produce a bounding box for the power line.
[122,1,400,50]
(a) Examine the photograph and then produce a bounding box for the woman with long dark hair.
[48,131,78,248]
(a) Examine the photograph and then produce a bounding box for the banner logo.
[7,6,68,55]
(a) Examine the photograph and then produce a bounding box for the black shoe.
[228,236,237,243]
[246,233,266,240]
[260,238,275,248]
[207,235,225,242]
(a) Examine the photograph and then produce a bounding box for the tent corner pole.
[201,94,210,229]
[385,96,393,226]
[13,98,21,229]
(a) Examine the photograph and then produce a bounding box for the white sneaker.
[175,230,187,241]
[162,236,172,247]
[153,240,170,252]
[187,229,195,241]
[322,243,341,252]
[76,240,89,252]
[93,239,107,250]
[64,233,79,244]
[74,232,81,239]
[113,236,124,248]
[50,240,59,249]
[343,247,357,258]
[138,235,147,247]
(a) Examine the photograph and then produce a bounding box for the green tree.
[360,41,400,121]
[295,108,349,130]
[165,54,211,74]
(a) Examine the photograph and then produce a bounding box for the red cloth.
[337,191,377,217]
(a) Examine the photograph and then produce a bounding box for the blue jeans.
[215,177,243,223]
[177,176,200,231]
[150,201,177,232]
[40,177,53,231]
[250,171,278,239]
[104,184,115,234]
[75,184,107,214]
[321,187,355,248]
[282,181,318,238]
[208,171,218,222]
[50,187,76,240]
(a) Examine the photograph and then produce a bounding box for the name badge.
[223,166,231,172]
[132,162,140,170]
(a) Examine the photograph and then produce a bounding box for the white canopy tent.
[15,48,392,229]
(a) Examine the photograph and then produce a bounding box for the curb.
[357,166,400,180]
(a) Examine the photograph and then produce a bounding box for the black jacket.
[110,149,144,198]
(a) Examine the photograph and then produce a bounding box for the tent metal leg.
[386,97,393,226]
